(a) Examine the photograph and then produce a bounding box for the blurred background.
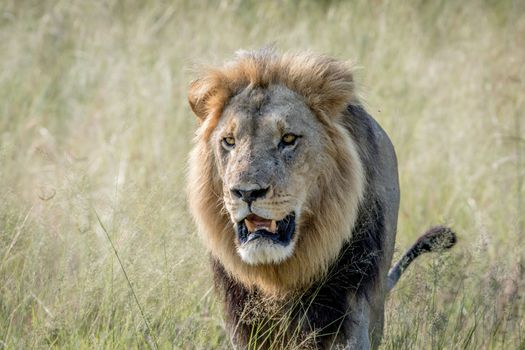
[0,0,523,348]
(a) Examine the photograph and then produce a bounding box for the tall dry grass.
[0,0,524,348]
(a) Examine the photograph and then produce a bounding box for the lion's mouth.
[237,213,296,246]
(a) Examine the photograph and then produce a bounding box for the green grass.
[1,0,524,348]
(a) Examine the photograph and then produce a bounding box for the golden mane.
[188,48,357,138]
[187,49,365,295]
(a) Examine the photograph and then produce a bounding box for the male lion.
[187,49,456,349]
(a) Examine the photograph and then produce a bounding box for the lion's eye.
[222,137,236,148]
[281,133,298,146]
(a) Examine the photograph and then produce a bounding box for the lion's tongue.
[245,215,277,233]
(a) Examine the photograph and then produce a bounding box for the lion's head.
[187,49,365,294]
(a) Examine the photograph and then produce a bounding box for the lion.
[187,48,456,349]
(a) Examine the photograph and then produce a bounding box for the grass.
[0,0,524,348]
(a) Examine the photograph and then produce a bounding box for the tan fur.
[187,49,365,295]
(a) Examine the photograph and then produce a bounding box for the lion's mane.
[187,49,366,295]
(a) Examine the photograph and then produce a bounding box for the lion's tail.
[387,226,457,292]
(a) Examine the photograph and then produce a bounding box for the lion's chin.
[235,212,296,265]
[237,239,296,265]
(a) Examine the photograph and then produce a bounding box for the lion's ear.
[188,78,211,122]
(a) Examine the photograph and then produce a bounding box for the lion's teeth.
[245,220,255,232]
[270,220,277,232]
[245,217,278,234]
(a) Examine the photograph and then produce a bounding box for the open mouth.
[236,213,296,246]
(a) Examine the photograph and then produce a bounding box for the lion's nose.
[230,187,269,203]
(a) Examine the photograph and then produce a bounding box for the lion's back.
[344,104,400,278]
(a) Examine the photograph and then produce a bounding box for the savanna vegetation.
[0,0,524,348]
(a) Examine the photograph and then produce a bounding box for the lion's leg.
[344,297,371,350]
[368,304,385,350]
[367,283,388,349]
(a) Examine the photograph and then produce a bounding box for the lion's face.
[188,49,366,293]
[211,85,325,265]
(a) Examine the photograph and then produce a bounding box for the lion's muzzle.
[235,212,297,265]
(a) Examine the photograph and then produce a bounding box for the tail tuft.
[387,226,457,291]
[413,225,457,253]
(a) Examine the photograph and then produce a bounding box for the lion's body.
[211,104,399,349]
[187,49,455,349]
